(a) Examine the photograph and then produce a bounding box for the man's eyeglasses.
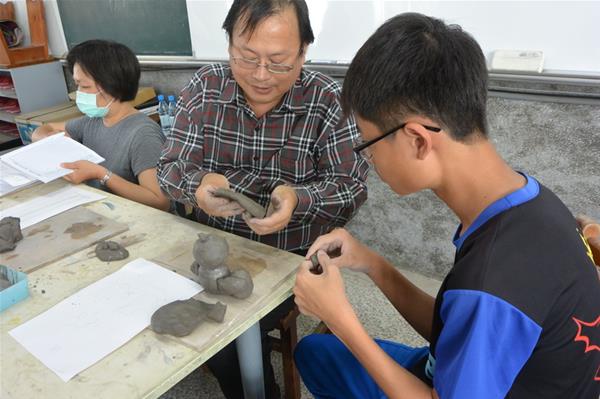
[230,56,295,74]
[353,123,442,156]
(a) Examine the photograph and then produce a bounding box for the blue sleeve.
[433,290,542,399]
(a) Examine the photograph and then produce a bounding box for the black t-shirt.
[414,176,599,398]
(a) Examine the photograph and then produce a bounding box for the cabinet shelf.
[0,88,17,99]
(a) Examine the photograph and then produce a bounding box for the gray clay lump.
[150,298,227,337]
[95,240,129,261]
[0,216,23,253]
[213,188,267,218]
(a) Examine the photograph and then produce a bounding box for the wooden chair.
[0,0,52,68]
[269,305,301,399]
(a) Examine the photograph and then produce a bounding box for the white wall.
[36,0,600,75]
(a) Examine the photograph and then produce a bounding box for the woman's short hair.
[67,39,140,102]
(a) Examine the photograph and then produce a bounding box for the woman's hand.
[61,160,105,184]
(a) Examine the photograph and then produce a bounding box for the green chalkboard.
[57,0,192,56]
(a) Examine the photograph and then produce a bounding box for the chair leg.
[280,315,301,399]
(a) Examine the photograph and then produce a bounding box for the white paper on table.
[0,159,38,197]
[9,258,203,382]
[1,133,105,183]
[0,186,106,229]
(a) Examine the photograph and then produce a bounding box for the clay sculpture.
[190,233,254,299]
[0,216,23,253]
[213,188,267,219]
[95,241,129,261]
[151,298,227,337]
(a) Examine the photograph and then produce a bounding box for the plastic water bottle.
[157,94,171,138]
[167,95,177,132]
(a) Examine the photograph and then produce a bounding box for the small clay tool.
[213,188,267,218]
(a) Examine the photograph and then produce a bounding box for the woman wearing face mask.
[32,40,169,211]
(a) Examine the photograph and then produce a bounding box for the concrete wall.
[68,68,599,280]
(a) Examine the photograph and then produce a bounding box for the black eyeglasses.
[353,123,442,154]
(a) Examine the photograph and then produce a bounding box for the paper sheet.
[0,160,38,197]
[1,133,105,183]
[0,186,106,229]
[9,259,203,382]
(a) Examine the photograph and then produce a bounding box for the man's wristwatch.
[99,169,113,186]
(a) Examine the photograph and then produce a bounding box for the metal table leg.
[236,322,265,399]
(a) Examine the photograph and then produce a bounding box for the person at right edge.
[293,12,600,399]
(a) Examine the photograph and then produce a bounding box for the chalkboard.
[57,0,192,56]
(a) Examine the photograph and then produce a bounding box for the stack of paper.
[0,186,106,229]
[9,259,204,382]
[0,159,37,196]
[0,133,105,196]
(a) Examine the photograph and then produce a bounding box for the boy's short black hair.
[342,13,488,141]
[67,40,140,102]
[223,0,314,51]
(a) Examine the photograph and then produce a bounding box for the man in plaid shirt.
[158,39,367,255]
[157,0,368,397]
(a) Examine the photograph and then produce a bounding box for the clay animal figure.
[151,298,227,337]
[0,216,23,253]
[212,188,267,219]
[190,233,254,299]
[95,241,129,261]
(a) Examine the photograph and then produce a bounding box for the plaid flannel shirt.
[157,64,368,252]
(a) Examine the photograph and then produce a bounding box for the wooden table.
[0,180,302,399]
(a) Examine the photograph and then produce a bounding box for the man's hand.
[306,228,379,275]
[294,251,356,329]
[195,173,245,218]
[61,160,105,184]
[243,185,298,235]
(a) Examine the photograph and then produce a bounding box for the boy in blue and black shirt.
[292,12,600,399]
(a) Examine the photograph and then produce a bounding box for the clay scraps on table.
[0,216,23,253]
[95,240,129,262]
[0,273,11,291]
[150,298,227,337]
[212,188,267,219]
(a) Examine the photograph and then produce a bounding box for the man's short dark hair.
[342,13,488,141]
[67,40,140,102]
[223,0,314,51]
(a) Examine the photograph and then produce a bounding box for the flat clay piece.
[95,240,129,262]
[150,298,227,337]
[193,234,229,268]
[0,216,23,253]
[213,188,267,219]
